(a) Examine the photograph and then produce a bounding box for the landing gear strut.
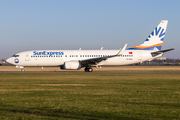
[84,67,93,72]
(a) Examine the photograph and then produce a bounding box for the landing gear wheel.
[88,68,93,72]
[21,69,25,72]
[84,67,93,72]
[85,68,88,72]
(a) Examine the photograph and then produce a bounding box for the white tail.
[128,20,168,51]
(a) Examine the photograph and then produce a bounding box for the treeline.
[144,58,180,65]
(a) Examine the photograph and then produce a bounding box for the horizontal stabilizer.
[151,48,174,54]
[151,48,174,57]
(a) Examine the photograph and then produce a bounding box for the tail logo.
[128,20,168,51]
[146,27,165,42]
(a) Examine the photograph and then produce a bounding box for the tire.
[84,68,88,72]
[88,68,93,72]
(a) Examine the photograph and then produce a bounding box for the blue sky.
[0,0,180,58]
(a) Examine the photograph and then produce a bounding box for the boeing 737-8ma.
[6,20,174,72]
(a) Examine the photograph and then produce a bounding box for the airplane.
[6,20,174,72]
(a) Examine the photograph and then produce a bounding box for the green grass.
[0,73,180,119]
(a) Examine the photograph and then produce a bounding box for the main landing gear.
[84,67,93,72]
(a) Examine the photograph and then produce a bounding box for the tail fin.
[128,20,168,51]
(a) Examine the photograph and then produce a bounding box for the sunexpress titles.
[33,51,64,56]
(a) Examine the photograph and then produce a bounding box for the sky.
[0,0,180,59]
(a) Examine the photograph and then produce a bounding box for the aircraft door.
[138,52,142,61]
[25,53,30,61]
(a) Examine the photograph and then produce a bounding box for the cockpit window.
[12,54,19,57]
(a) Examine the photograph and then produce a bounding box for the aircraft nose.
[6,57,13,64]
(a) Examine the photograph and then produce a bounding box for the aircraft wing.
[80,44,127,66]
[80,56,110,65]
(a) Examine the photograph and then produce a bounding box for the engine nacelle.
[61,61,81,70]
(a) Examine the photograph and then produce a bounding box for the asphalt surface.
[0,71,180,74]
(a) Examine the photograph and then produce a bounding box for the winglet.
[116,44,127,56]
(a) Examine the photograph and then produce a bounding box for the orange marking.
[132,43,163,49]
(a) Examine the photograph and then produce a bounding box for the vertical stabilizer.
[128,20,168,51]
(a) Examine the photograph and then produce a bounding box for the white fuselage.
[6,49,162,67]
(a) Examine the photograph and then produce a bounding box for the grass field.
[0,71,180,119]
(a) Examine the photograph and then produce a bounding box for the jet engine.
[60,61,81,70]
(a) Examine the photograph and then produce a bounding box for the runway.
[0,66,180,74]
[0,71,180,74]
